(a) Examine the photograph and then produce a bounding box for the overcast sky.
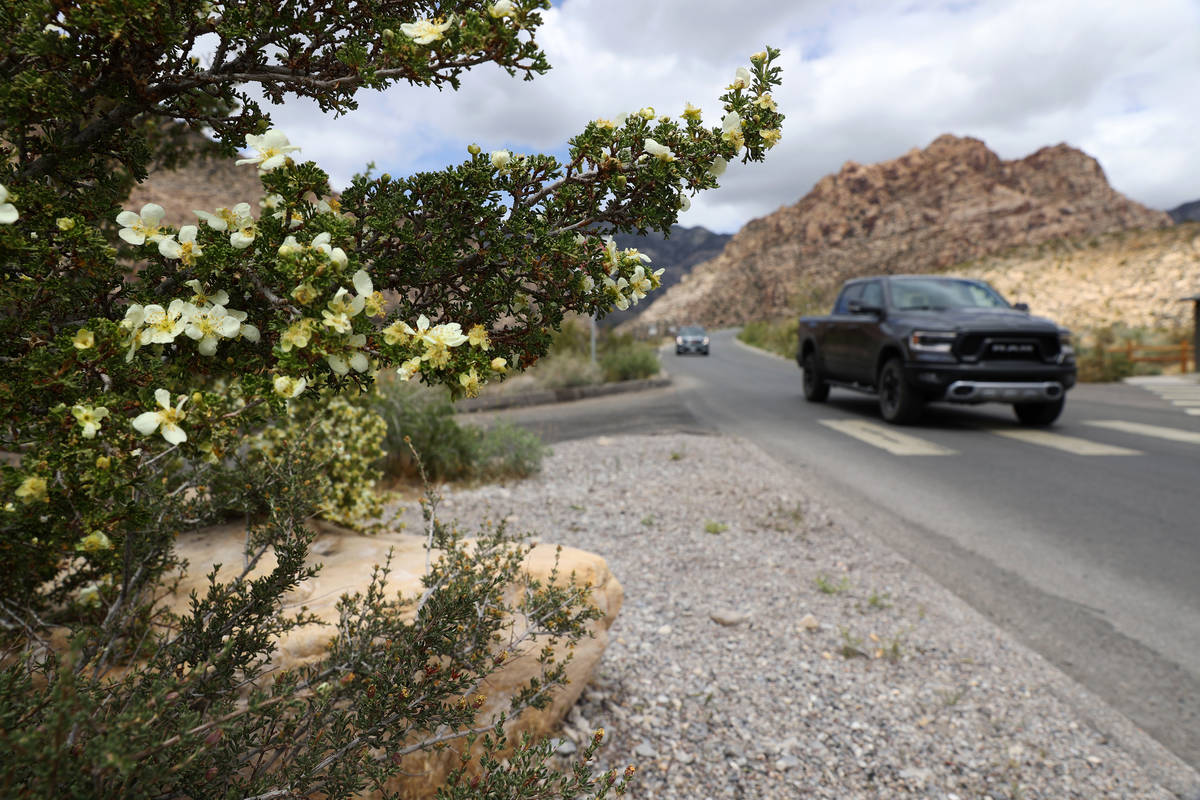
[262,0,1200,234]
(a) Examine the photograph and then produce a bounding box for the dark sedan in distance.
[676,325,710,355]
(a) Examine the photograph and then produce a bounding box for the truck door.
[846,280,885,384]
[824,282,864,379]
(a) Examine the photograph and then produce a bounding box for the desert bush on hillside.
[0,0,784,796]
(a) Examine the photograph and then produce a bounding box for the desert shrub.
[534,351,606,389]
[371,378,547,482]
[372,376,481,482]
[1075,325,1170,382]
[474,421,550,481]
[739,317,800,359]
[0,1,784,795]
[599,338,661,382]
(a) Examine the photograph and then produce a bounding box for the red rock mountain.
[637,134,1171,327]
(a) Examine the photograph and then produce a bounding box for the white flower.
[71,404,110,439]
[400,17,453,44]
[225,308,260,342]
[397,357,422,381]
[132,389,188,445]
[236,129,300,172]
[138,300,192,345]
[679,191,691,212]
[491,150,511,171]
[327,286,365,319]
[731,66,752,90]
[158,226,203,263]
[0,184,18,224]
[194,204,247,232]
[273,375,308,399]
[489,0,515,18]
[638,107,656,120]
[425,322,469,349]
[643,138,676,162]
[628,265,652,305]
[229,204,257,249]
[77,582,102,607]
[184,304,241,356]
[116,203,167,245]
[183,279,228,307]
[709,157,728,178]
[311,231,348,268]
[721,110,742,135]
[321,309,353,334]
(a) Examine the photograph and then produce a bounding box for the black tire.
[1013,398,1065,426]
[701,348,709,356]
[802,352,830,402]
[877,358,922,424]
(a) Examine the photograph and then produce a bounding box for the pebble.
[402,433,1200,800]
[709,609,750,626]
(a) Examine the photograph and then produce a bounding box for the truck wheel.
[878,358,922,424]
[1013,398,1064,426]
[802,352,830,402]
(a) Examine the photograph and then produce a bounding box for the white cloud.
[265,0,1200,233]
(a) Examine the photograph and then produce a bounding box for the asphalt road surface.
[463,328,1200,772]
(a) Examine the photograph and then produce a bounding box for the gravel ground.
[400,432,1200,800]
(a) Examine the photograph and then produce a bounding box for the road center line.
[986,428,1141,455]
[1084,420,1200,446]
[819,419,956,455]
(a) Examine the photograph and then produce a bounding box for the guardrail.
[1107,340,1194,372]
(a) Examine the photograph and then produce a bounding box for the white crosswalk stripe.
[985,428,1141,455]
[818,419,956,455]
[1085,420,1200,446]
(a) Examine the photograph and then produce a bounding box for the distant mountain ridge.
[1168,199,1200,223]
[636,134,1171,328]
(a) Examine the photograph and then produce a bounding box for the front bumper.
[676,341,709,354]
[903,360,1076,403]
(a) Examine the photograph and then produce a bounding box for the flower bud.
[468,143,481,155]
[56,217,75,231]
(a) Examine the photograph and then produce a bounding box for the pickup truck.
[796,275,1076,425]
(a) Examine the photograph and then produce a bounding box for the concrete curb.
[455,374,672,413]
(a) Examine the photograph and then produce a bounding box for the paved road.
[463,329,1200,771]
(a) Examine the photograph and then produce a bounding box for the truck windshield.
[890,278,1010,311]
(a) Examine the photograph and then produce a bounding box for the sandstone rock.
[168,521,622,799]
[637,135,1172,329]
[799,613,820,631]
[709,609,750,626]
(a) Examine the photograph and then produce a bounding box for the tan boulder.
[169,521,623,798]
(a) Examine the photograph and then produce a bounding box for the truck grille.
[956,333,1060,362]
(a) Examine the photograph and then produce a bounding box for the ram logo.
[991,342,1036,353]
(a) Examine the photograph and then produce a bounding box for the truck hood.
[897,307,1064,333]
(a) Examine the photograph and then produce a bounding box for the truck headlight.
[1058,331,1074,355]
[675,336,683,345]
[910,330,956,353]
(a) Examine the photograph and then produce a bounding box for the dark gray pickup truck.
[797,275,1076,425]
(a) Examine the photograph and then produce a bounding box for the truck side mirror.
[1013,302,1030,313]
[848,300,885,318]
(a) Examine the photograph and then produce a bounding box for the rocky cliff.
[637,135,1172,328]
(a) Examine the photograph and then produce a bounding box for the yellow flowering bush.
[0,0,784,796]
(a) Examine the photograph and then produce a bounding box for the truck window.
[860,281,884,308]
[833,283,864,314]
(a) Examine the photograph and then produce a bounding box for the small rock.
[799,613,820,631]
[635,742,657,759]
[555,738,578,756]
[710,609,750,626]
[775,755,801,771]
[657,624,673,636]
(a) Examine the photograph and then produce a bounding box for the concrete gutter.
[455,374,672,413]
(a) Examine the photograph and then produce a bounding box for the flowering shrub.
[0,1,784,796]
